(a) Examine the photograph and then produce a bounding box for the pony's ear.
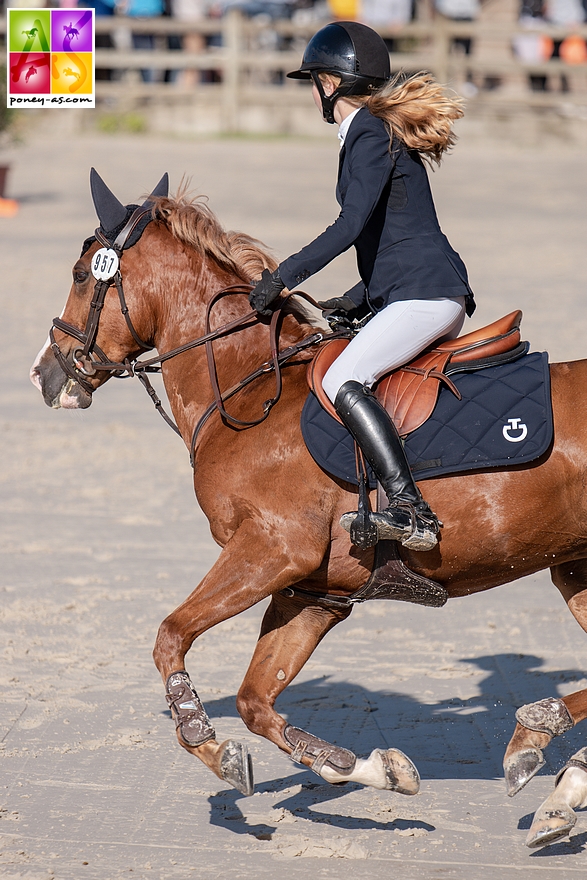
[90,168,127,231]
[142,173,169,205]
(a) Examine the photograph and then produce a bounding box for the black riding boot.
[335,381,441,551]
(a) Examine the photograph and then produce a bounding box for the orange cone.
[0,198,18,217]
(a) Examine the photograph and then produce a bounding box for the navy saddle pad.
[301,351,553,486]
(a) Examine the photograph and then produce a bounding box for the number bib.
[91,248,119,281]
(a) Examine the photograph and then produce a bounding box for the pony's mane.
[150,190,318,327]
[151,191,277,282]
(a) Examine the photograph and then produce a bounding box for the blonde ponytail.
[317,69,464,164]
[365,73,464,165]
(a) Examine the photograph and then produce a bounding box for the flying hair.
[149,182,277,281]
[318,71,464,165]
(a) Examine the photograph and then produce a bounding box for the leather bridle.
[50,204,154,396]
[48,204,331,464]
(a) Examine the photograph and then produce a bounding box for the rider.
[249,21,475,552]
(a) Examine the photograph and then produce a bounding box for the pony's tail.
[367,73,464,165]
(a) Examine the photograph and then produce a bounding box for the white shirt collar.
[338,108,361,148]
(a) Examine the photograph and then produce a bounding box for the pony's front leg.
[236,592,420,795]
[163,671,255,796]
[152,522,325,796]
[526,749,587,847]
[503,695,577,796]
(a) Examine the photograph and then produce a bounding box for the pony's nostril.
[29,366,42,391]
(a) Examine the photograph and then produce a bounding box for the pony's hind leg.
[504,559,587,797]
[152,521,325,796]
[522,561,587,845]
[236,591,420,795]
[526,749,587,847]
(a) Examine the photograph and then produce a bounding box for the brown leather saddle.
[308,309,524,437]
[304,310,525,609]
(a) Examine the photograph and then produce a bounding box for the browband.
[95,203,154,253]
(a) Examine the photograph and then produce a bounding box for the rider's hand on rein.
[249,268,286,317]
[317,295,359,332]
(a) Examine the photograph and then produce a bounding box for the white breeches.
[323,297,467,404]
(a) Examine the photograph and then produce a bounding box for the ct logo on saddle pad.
[503,417,528,443]
[91,247,119,281]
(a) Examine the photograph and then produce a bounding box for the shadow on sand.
[198,651,587,842]
[201,651,586,782]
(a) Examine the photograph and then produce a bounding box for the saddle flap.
[307,337,348,424]
[377,349,453,436]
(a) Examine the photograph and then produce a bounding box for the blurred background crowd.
[3,0,586,28]
[1,0,587,135]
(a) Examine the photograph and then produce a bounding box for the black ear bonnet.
[81,169,169,257]
[79,206,153,257]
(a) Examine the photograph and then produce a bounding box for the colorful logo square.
[51,52,93,95]
[6,9,95,108]
[8,10,51,53]
[9,52,51,94]
[50,10,94,54]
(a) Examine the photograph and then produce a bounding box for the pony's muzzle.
[30,348,92,410]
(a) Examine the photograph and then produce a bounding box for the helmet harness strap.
[311,70,384,125]
[311,71,338,125]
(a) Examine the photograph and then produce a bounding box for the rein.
[50,208,336,463]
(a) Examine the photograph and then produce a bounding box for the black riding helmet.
[287,22,391,124]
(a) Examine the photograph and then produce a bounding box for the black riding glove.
[249,268,286,317]
[317,295,358,331]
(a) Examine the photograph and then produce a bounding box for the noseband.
[48,205,330,458]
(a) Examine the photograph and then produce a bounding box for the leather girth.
[350,537,448,607]
[308,310,523,437]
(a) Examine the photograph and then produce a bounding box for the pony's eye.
[73,268,89,285]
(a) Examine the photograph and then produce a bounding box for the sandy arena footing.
[1,124,587,879]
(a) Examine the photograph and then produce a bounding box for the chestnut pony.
[31,176,587,847]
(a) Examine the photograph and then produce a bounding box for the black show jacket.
[279,106,474,315]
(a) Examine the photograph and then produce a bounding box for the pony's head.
[31,168,170,409]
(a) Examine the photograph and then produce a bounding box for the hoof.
[525,803,576,848]
[219,740,254,797]
[504,747,545,797]
[378,748,420,796]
